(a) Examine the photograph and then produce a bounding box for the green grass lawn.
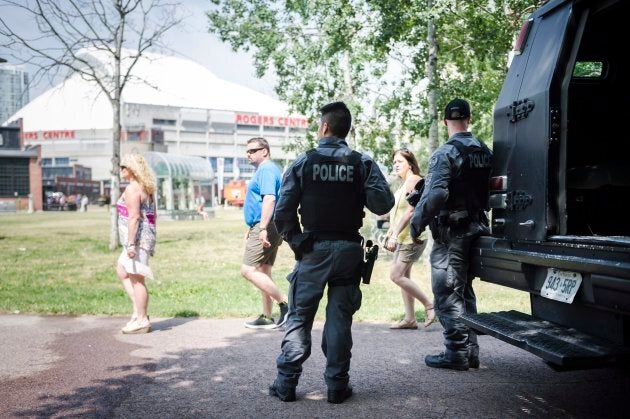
[0,207,529,322]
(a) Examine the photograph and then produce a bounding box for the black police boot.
[327,384,353,404]
[269,380,296,402]
[425,353,470,371]
[468,348,480,369]
[468,354,480,369]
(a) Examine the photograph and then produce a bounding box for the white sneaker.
[126,315,138,328]
[125,315,149,328]
[122,319,151,334]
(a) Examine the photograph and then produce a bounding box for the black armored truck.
[462,0,630,368]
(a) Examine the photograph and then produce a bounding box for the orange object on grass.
[223,179,246,207]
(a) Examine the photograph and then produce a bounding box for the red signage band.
[22,130,76,140]
[235,114,308,128]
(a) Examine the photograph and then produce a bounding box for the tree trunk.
[109,11,124,251]
[342,51,357,148]
[426,0,439,154]
[109,95,121,250]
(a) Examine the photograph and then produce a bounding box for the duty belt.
[436,210,479,227]
[311,231,363,243]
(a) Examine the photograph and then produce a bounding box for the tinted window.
[573,61,604,78]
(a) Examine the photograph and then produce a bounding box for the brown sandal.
[389,319,418,330]
[424,305,436,327]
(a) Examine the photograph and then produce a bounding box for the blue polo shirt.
[244,160,282,227]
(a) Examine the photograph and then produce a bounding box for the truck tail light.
[489,175,507,192]
[513,18,533,55]
[489,176,507,210]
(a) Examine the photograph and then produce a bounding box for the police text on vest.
[312,164,354,182]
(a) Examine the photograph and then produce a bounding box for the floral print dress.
[117,194,157,278]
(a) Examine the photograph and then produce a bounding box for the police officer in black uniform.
[269,101,394,403]
[410,98,492,371]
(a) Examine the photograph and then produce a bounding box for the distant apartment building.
[41,158,100,201]
[0,125,42,212]
[0,63,29,125]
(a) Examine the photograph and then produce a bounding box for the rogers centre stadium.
[6,48,307,192]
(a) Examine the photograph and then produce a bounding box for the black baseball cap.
[444,98,471,120]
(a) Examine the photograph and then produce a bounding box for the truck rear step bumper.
[460,310,630,368]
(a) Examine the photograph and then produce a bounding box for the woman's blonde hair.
[121,154,156,195]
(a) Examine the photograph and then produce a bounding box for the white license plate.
[541,268,582,303]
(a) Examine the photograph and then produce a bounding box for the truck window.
[572,61,603,78]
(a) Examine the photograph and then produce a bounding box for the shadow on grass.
[173,310,199,317]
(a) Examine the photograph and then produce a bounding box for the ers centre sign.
[235,113,308,128]
[22,130,76,140]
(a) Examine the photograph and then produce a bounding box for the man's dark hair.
[320,101,352,138]
[247,137,270,154]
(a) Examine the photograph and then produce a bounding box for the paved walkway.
[1,315,628,418]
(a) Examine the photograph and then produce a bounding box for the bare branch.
[121,0,182,91]
[0,0,183,249]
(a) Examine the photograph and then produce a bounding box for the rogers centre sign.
[235,113,308,128]
[22,130,76,140]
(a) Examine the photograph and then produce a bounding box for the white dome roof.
[8,49,289,131]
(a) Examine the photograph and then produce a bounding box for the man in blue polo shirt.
[240,137,288,329]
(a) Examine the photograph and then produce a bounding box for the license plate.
[541,268,582,303]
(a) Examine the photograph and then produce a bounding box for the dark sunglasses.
[246,147,264,155]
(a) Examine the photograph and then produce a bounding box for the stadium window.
[210,122,235,134]
[236,124,259,132]
[263,126,285,134]
[181,120,208,132]
[152,118,177,126]
[127,131,147,142]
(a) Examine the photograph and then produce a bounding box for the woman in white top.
[385,149,435,329]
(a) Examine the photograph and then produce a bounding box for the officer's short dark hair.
[320,101,352,139]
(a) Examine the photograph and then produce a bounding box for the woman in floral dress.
[116,154,157,334]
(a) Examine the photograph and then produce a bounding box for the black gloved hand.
[409,208,423,239]
[289,233,314,260]
[405,178,425,207]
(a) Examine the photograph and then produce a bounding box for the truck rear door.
[493,1,573,241]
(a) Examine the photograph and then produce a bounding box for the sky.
[0,0,277,101]
[158,1,277,98]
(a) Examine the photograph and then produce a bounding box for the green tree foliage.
[208,0,542,170]
[573,61,603,78]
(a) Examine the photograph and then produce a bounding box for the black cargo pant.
[430,221,488,362]
[275,240,363,391]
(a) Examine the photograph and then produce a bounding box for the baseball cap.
[444,98,471,120]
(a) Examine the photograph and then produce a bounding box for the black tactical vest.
[445,139,492,213]
[299,149,365,233]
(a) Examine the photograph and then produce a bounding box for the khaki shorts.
[392,240,427,264]
[243,222,283,267]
